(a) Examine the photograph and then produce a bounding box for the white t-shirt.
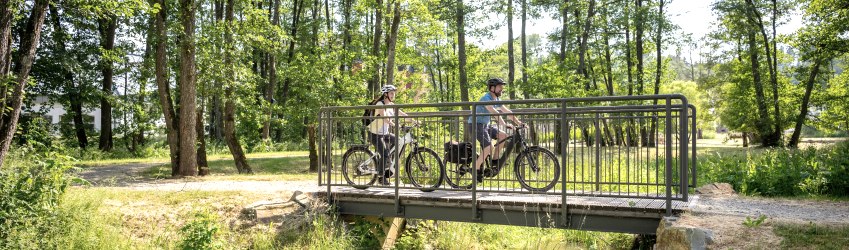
[368,101,395,135]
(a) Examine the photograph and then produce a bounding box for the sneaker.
[378,177,391,186]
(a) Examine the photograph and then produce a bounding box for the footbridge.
[316,95,697,234]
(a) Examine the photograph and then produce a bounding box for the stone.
[655,217,713,250]
[696,183,737,196]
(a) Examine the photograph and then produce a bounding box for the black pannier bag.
[444,141,474,164]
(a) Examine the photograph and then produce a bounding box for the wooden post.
[381,217,406,250]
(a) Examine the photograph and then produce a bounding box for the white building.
[26,96,102,131]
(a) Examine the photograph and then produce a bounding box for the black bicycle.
[443,124,560,192]
[341,124,445,192]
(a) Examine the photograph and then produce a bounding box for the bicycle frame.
[486,126,530,170]
[357,126,418,174]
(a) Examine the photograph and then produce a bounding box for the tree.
[98,15,118,151]
[152,0,182,175]
[457,0,469,104]
[0,0,49,167]
[222,0,251,174]
[385,1,401,86]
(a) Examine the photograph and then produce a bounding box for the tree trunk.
[508,0,515,99]
[308,125,318,172]
[152,0,181,175]
[385,1,401,86]
[625,1,633,96]
[0,1,12,76]
[263,0,280,141]
[0,0,48,167]
[788,60,822,148]
[648,0,664,147]
[71,91,88,149]
[197,103,209,175]
[745,0,781,145]
[578,0,595,84]
[98,16,117,151]
[280,0,304,108]
[224,0,252,174]
[457,0,469,104]
[558,1,567,65]
[224,91,252,174]
[178,0,198,176]
[521,0,528,96]
[369,0,384,96]
[635,0,644,95]
[748,28,772,147]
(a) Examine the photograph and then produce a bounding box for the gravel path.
[691,195,849,224]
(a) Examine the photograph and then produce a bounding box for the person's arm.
[484,105,507,125]
[397,110,416,124]
[499,105,523,126]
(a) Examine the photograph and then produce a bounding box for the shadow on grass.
[141,155,314,180]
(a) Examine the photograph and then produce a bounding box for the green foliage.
[698,141,849,197]
[179,211,223,250]
[742,215,767,228]
[0,149,74,249]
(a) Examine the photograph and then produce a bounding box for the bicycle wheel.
[514,146,560,192]
[405,147,445,192]
[443,157,475,189]
[341,146,378,189]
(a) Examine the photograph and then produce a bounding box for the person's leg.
[492,126,508,160]
[474,145,492,170]
[382,133,397,178]
[369,133,388,177]
[474,123,493,170]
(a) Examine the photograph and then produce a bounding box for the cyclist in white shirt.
[368,85,414,185]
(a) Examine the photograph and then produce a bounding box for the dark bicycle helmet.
[486,78,506,87]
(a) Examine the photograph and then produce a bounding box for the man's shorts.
[475,123,502,149]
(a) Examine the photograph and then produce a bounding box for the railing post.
[394,107,402,215]
[560,101,569,227]
[665,97,673,216]
[680,99,689,202]
[595,112,601,192]
[471,104,480,221]
[318,110,323,186]
[691,105,697,190]
[326,111,333,203]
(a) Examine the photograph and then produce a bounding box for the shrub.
[0,149,74,249]
[698,140,849,197]
[179,211,223,250]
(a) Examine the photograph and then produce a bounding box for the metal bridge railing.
[318,95,695,215]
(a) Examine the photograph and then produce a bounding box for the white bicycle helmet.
[381,84,398,93]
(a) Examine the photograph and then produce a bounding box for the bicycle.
[341,124,445,192]
[443,124,560,192]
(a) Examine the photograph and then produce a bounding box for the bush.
[698,141,849,197]
[179,211,223,250]
[0,148,74,249]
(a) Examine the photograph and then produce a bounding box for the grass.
[58,187,287,249]
[59,187,637,249]
[77,151,310,167]
[774,223,849,250]
[139,154,315,181]
[394,220,635,249]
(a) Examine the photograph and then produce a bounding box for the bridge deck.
[314,187,698,234]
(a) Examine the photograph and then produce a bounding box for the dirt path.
[74,160,319,193]
[664,184,849,249]
[75,162,163,186]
